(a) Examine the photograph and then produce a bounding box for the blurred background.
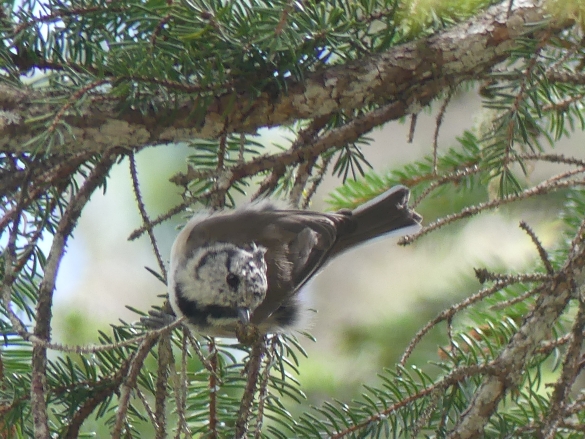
[50,89,570,405]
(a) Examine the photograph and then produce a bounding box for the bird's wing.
[182,203,353,324]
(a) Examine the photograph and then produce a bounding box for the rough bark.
[0,0,567,154]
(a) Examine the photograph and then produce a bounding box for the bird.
[148,185,421,340]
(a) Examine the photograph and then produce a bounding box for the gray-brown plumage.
[164,185,421,336]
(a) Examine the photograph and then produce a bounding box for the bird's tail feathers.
[332,185,422,255]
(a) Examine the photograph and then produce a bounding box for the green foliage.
[3,0,585,438]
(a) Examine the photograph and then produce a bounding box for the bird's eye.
[226,273,240,291]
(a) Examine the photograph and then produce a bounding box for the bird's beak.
[237,307,250,325]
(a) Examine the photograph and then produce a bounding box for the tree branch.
[0,0,566,154]
[446,222,585,438]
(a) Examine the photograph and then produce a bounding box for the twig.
[128,201,188,241]
[399,278,527,367]
[151,10,172,47]
[330,363,490,439]
[186,332,223,380]
[490,285,542,310]
[129,151,167,281]
[432,89,454,174]
[407,113,418,143]
[210,131,229,209]
[447,219,585,438]
[112,332,161,439]
[302,154,333,209]
[1,186,34,340]
[235,336,266,439]
[275,0,295,35]
[154,334,173,439]
[401,178,585,245]
[252,165,286,200]
[411,165,481,208]
[47,79,108,134]
[540,295,585,439]
[32,151,118,439]
[63,358,132,438]
[254,337,278,438]
[208,338,219,439]
[217,132,227,172]
[501,34,549,175]
[29,316,185,354]
[473,269,549,285]
[519,221,554,275]
[290,156,316,208]
[137,388,158,430]
[518,153,585,167]
[173,328,191,439]
[239,133,246,163]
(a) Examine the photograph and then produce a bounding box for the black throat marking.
[175,282,238,328]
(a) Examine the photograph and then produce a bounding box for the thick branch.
[0,0,566,153]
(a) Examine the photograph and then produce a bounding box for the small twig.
[519,221,554,275]
[239,133,246,163]
[173,328,191,439]
[112,332,161,439]
[399,278,523,367]
[1,189,33,340]
[564,387,585,416]
[186,332,223,381]
[490,285,543,310]
[129,151,167,281]
[411,165,481,208]
[330,363,491,439]
[538,166,585,187]
[302,154,333,209]
[407,113,418,143]
[569,217,585,260]
[208,130,230,210]
[401,178,585,245]
[540,294,585,438]
[432,89,454,174]
[29,316,185,354]
[235,336,266,439]
[446,315,454,356]
[217,132,227,172]
[474,269,549,285]
[137,388,158,429]
[536,333,571,356]
[501,34,549,175]
[151,12,172,47]
[32,151,118,439]
[154,334,173,439]
[208,338,219,439]
[128,201,188,241]
[275,0,295,35]
[252,165,286,200]
[254,336,278,438]
[290,156,316,208]
[518,153,585,167]
[47,79,107,134]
